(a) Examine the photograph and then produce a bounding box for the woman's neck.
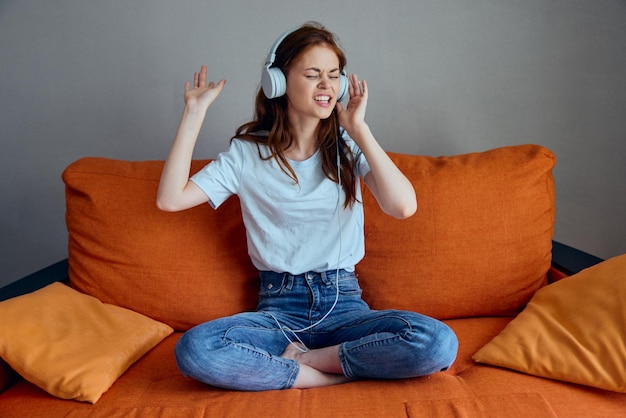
[284,135,318,161]
[285,116,320,161]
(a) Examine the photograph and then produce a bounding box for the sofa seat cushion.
[2,318,626,417]
[405,393,556,417]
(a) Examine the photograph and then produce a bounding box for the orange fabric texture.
[63,159,258,331]
[473,254,626,393]
[405,393,557,417]
[357,145,556,318]
[547,266,569,282]
[0,283,173,403]
[63,145,555,330]
[2,322,626,417]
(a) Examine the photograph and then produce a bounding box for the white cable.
[268,139,344,352]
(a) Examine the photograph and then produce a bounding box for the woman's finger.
[199,65,208,87]
[193,71,200,88]
[351,73,363,97]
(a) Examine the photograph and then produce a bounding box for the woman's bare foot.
[280,342,350,388]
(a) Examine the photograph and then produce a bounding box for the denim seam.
[346,333,403,353]
[338,343,353,378]
[337,314,413,338]
[336,314,413,378]
[224,334,299,389]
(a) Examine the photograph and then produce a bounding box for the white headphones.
[261,27,349,101]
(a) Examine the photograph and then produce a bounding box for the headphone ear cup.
[337,71,349,102]
[261,66,287,99]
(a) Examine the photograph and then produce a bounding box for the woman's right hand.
[184,65,226,111]
[156,66,226,212]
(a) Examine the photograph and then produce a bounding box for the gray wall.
[1,1,625,288]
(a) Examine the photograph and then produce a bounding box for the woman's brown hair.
[233,22,358,208]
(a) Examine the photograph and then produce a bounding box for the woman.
[157,22,457,391]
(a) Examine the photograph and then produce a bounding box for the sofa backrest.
[63,145,555,330]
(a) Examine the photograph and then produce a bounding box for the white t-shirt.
[190,132,371,275]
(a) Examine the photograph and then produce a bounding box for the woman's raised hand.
[184,65,226,111]
[156,66,226,212]
[336,73,368,135]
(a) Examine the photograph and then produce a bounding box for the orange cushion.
[357,145,555,318]
[0,283,172,403]
[63,158,258,331]
[473,254,626,392]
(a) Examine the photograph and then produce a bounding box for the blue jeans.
[175,269,458,391]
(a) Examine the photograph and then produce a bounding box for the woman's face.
[285,44,342,125]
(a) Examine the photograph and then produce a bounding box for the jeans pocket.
[258,272,286,297]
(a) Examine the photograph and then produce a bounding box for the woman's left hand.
[336,73,368,135]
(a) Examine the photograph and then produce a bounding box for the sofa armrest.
[0,259,69,302]
[551,240,604,277]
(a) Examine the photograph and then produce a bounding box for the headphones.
[261,27,349,101]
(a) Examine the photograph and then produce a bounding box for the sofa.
[1,144,625,417]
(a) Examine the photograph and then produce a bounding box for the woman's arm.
[156,66,226,212]
[336,74,417,219]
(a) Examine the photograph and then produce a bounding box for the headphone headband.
[264,27,298,68]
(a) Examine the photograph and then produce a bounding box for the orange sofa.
[1,144,625,417]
